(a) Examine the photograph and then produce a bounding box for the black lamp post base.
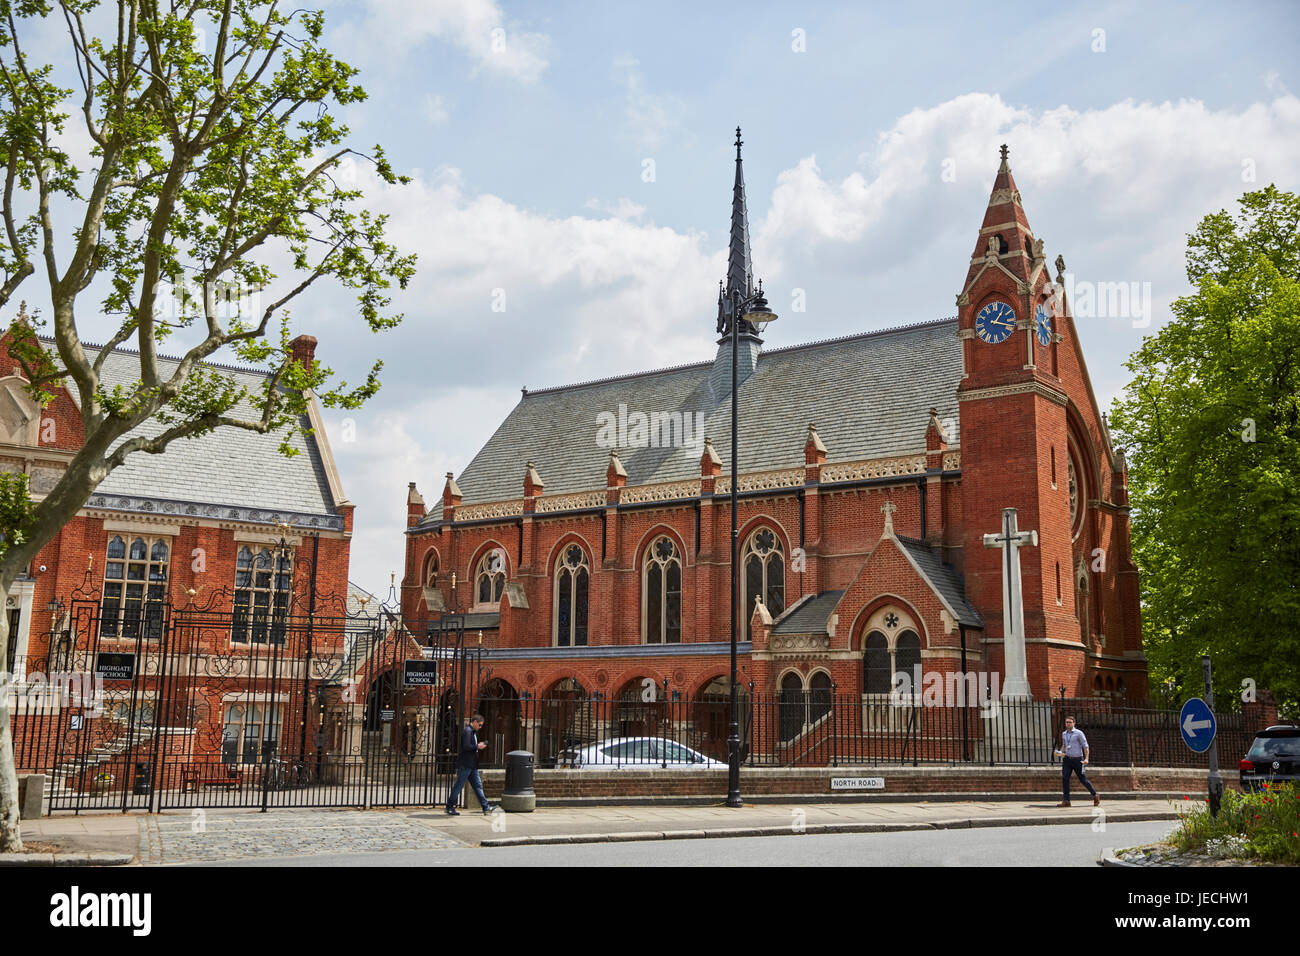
[726,730,742,807]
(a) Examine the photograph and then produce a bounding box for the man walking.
[1056,715,1099,807]
[446,714,496,816]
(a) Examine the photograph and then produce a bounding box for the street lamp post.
[721,282,777,809]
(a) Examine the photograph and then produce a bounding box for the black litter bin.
[133,761,151,796]
[501,750,535,812]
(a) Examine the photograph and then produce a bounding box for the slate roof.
[417,317,961,523]
[895,536,983,628]
[55,338,339,520]
[771,590,846,636]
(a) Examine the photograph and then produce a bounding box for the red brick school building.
[401,144,1149,762]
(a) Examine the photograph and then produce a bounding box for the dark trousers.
[1062,756,1097,801]
[448,767,489,810]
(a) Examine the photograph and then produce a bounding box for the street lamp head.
[742,291,777,332]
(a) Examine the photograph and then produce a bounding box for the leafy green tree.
[0,1,414,851]
[1110,185,1300,718]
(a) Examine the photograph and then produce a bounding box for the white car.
[561,737,723,769]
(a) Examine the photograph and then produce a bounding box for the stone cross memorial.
[982,507,1037,699]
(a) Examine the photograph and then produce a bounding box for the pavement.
[6,795,1193,865]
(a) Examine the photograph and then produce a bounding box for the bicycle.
[264,757,315,790]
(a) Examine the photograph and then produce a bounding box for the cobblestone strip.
[144,811,467,865]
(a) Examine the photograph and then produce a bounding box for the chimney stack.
[289,334,318,373]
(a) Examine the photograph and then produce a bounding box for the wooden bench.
[204,766,243,791]
[182,765,244,792]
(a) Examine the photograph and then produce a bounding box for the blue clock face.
[1035,303,1052,347]
[975,301,1016,344]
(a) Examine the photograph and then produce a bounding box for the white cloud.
[613,56,683,151]
[583,197,648,221]
[422,93,450,124]
[751,90,1300,299]
[333,0,550,83]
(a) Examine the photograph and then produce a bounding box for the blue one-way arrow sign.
[1180,697,1217,753]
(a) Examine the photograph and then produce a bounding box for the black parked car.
[1239,725,1300,793]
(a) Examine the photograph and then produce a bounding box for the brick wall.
[475,765,1223,801]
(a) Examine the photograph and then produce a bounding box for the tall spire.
[711,127,765,393]
[726,126,753,299]
[963,143,1038,288]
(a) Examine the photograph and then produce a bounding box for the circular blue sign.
[1179,697,1217,753]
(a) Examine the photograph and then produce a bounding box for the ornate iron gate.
[11,586,484,813]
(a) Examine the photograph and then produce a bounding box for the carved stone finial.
[608,449,627,476]
[443,472,463,505]
[927,408,949,444]
[1054,254,1066,283]
[524,461,544,495]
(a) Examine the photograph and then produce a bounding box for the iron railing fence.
[469,693,1093,770]
[8,591,485,813]
[468,693,1268,771]
[8,586,1268,813]
[1050,698,1258,769]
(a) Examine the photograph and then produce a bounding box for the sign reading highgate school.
[403,659,438,686]
[94,652,136,681]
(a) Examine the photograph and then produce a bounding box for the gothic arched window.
[862,625,923,698]
[808,671,833,724]
[863,631,891,694]
[1068,449,1087,541]
[475,549,506,606]
[554,544,590,647]
[424,551,439,589]
[778,672,805,742]
[643,536,682,644]
[741,527,785,641]
[1076,562,1091,646]
[896,631,922,686]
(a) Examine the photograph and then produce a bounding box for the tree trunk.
[0,578,22,851]
[0,540,58,852]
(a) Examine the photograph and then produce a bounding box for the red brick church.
[400,139,1148,745]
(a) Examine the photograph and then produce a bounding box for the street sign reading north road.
[830,777,885,790]
[1179,697,1217,753]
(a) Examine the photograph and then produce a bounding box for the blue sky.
[15,1,1300,597]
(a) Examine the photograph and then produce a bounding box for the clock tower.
[956,145,1079,700]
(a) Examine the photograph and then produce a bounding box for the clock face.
[975,301,1016,344]
[1035,303,1052,347]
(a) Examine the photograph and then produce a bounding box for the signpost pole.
[1203,655,1224,818]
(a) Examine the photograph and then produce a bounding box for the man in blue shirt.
[446,714,496,816]
[1057,715,1100,807]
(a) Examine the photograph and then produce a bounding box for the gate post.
[145,605,172,815]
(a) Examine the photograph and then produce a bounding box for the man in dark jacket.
[446,714,495,815]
